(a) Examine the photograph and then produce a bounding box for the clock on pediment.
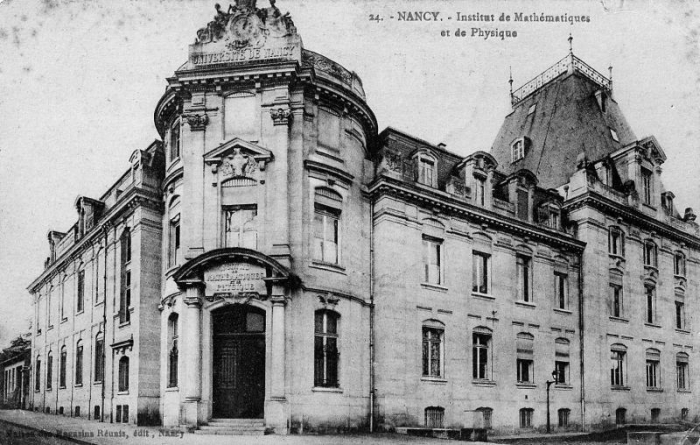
[204,138,273,185]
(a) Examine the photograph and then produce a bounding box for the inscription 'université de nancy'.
[192,45,298,66]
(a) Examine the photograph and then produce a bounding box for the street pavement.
[0,410,494,445]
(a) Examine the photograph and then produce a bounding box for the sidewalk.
[0,410,494,445]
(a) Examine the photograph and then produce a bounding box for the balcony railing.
[511,54,611,105]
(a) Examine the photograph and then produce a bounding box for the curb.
[0,417,96,445]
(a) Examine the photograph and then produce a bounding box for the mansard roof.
[490,54,637,190]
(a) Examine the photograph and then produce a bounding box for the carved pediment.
[204,138,273,183]
[638,136,666,165]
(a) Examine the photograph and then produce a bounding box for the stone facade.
[26,1,700,436]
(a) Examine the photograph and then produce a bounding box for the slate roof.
[490,61,638,190]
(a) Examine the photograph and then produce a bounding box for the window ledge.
[674,274,686,280]
[310,261,346,274]
[515,301,536,308]
[421,377,447,384]
[93,381,103,386]
[676,329,690,335]
[312,387,343,393]
[555,384,573,390]
[472,379,496,387]
[611,386,631,391]
[117,391,129,395]
[609,316,629,323]
[48,325,54,331]
[59,386,66,390]
[646,387,663,393]
[472,292,494,300]
[644,265,658,272]
[554,308,572,315]
[644,322,661,329]
[76,310,84,316]
[677,389,691,393]
[94,300,104,307]
[60,318,68,324]
[608,254,625,261]
[75,384,83,388]
[421,283,448,293]
[516,383,537,389]
[165,387,179,392]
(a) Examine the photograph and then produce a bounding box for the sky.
[0,0,698,347]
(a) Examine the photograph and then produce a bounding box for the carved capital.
[184,113,209,131]
[184,296,203,307]
[269,107,292,126]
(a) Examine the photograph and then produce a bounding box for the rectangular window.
[475,177,486,206]
[225,207,258,250]
[517,359,533,383]
[169,122,180,161]
[646,359,659,389]
[60,350,67,386]
[35,360,41,391]
[168,219,180,268]
[512,140,525,163]
[75,345,83,385]
[516,255,532,302]
[519,409,533,428]
[314,311,339,387]
[317,108,340,149]
[423,237,443,285]
[472,251,489,294]
[642,168,653,205]
[610,350,625,387]
[608,228,624,256]
[224,95,257,142]
[517,189,529,220]
[94,339,104,383]
[314,208,340,264]
[677,358,689,390]
[422,327,443,378]
[675,253,686,276]
[118,358,129,392]
[60,284,66,321]
[472,333,490,380]
[676,300,686,330]
[77,270,85,313]
[46,354,53,390]
[610,284,623,318]
[555,272,568,310]
[120,270,131,324]
[558,409,570,427]
[645,285,655,324]
[555,361,569,385]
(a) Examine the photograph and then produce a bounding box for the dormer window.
[527,104,536,115]
[610,128,619,142]
[511,137,530,163]
[415,153,437,188]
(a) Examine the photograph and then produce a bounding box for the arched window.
[555,338,570,384]
[94,333,104,383]
[519,408,534,428]
[118,357,129,392]
[59,346,67,388]
[616,408,626,425]
[558,408,571,427]
[516,333,534,384]
[422,320,445,378]
[46,351,53,390]
[314,188,342,265]
[168,197,181,267]
[76,269,85,313]
[646,348,660,389]
[610,344,627,387]
[645,283,657,324]
[169,119,181,162]
[516,247,533,303]
[476,407,493,429]
[167,314,179,388]
[75,340,83,385]
[413,151,437,188]
[314,310,339,388]
[643,240,658,267]
[676,352,689,390]
[425,406,445,428]
[472,327,492,380]
[608,227,625,256]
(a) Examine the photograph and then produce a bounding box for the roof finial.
[608,65,613,81]
[509,65,513,97]
[568,33,573,54]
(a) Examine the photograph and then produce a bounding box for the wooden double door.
[212,305,266,419]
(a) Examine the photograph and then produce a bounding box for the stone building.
[27,0,700,435]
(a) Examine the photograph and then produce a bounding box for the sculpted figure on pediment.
[221,147,259,179]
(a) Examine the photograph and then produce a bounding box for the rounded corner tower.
[153,0,377,434]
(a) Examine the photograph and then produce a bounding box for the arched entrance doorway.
[212,304,266,418]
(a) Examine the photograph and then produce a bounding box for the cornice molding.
[563,192,700,249]
[368,178,584,253]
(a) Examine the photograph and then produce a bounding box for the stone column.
[182,112,208,260]
[268,101,292,269]
[266,283,288,433]
[182,286,203,427]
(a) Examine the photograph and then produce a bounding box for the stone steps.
[195,418,266,436]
